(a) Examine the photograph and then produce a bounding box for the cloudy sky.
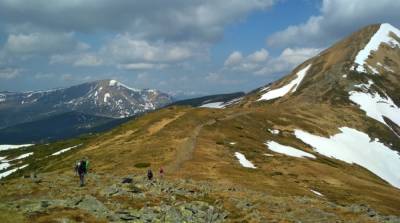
[0,0,399,96]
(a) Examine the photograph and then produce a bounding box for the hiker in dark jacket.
[75,158,89,186]
[159,167,164,179]
[147,169,153,181]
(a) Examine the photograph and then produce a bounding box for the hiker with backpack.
[159,167,164,179]
[147,169,153,181]
[75,157,89,187]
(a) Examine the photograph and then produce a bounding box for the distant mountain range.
[0,79,172,143]
[0,79,246,144]
[0,79,172,129]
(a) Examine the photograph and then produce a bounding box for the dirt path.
[82,112,186,152]
[147,111,186,135]
[167,110,253,173]
[167,119,216,173]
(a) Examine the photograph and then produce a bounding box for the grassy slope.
[1,103,399,222]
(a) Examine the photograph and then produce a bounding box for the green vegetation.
[134,162,151,168]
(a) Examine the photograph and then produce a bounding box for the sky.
[0,0,399,97]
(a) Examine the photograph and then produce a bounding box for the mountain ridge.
[0,79,172,129]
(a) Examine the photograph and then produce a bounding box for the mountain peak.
[240,22,400,139]
[90,79,142,93]
[243,23,400,108]
[352,23,400,73]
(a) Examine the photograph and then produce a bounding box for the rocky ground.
[1,171,400,223]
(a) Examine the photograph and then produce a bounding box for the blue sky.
[0,0,399,96]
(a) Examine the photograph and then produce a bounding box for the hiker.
[75,158,89,187]
[74,160,80,176]
[147,169,153,181]
[159,167,164,179]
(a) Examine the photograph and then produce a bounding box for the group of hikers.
[74,157,165,187]
[147,167,164,181]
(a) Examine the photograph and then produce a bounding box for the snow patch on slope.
[258,64,311,101]
[0,94,5,102]
[110,79,140,92]
[294,127,400,189]
[353,23,400,74]
[0,163,10,171]
[234,152,256,169]
[265,141,316,159]
[104,93,111,103]
[200,102,225,109]
[0,164,29,179]
[268,129,280,135]
[349,90,400,130]
[109,79,118,86]
[224,97,243,107]
[310,189,323,197]
[354,79,374,89]
[51,144,82,156]
[13,152,33,160]
[199,96,243,109]
[0,144,34,152]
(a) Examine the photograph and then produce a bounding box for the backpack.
[78,160,87,174]
[147,170,153,179]
[84,160,89,173]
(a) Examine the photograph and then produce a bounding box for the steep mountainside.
[1,24,400,222]
[0,79,172,129]
[241,23,400,141]
[244,23,400,112]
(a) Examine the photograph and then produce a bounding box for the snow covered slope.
[235,23,400,191]
[295,127,400,189]
[349,89,400,136]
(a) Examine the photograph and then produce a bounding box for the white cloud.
[50,52,103,67]
[224,51,243,66]
[34,73,54,79]
[0,0,274,43]
[255,47,321,75]
[247,48,268,63]
[4,32,82,55]
[117,63,167,70]
[279,48,321,65]
[49,34,203,69]
[224,48,269,72]
[205,72,243,85]
[223,47,321,76]
[0,68,21,79]
[101,34,203,64]
[267,0,400,48]
[0,0,278,92]
[73,54,103,67]
[61,73,94,82]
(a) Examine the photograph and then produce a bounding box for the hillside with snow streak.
[258,64,311,101]
[352,23,400,74]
